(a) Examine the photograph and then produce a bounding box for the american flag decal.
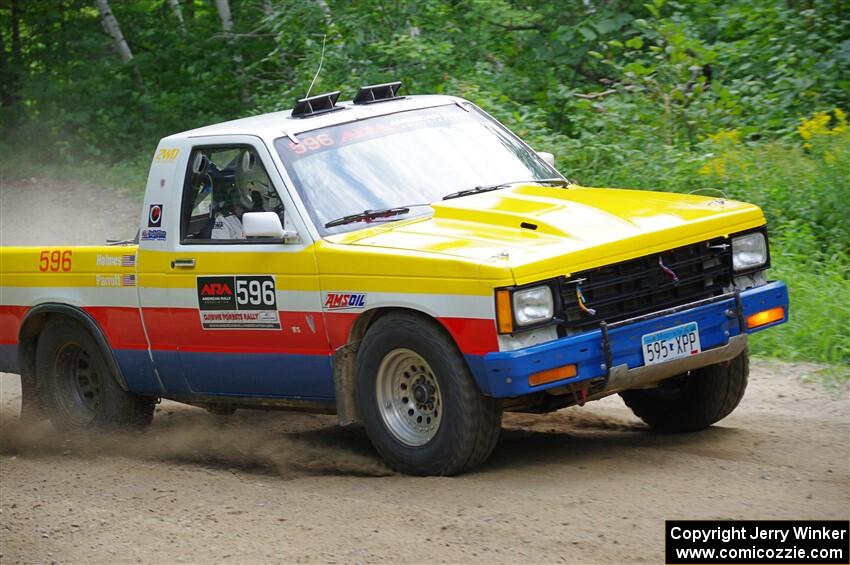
[121,274,136,287]
[121,255,136,267]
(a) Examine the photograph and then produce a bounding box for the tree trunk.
[214,0,249,104]
[93,0,134,63]
[11,0,21,62]
[167,0,186,33]
[0,26,13,108]
[2,0,23,111]
[215,0,235,33]
[314,0,333,26]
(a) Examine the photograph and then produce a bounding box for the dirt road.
[1,177,848,564]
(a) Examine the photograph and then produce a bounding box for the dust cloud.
[0,402,394,479]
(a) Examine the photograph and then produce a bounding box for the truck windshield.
[273,103,561,235]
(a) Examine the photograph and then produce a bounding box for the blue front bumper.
[466,281,789,398]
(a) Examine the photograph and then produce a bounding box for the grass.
[748,258,850,382]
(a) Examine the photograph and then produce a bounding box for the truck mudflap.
[467,281,788,398]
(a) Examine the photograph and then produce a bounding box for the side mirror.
[242,212,298,241]
[537,151,556,167]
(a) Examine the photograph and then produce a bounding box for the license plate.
[641,322,701,366]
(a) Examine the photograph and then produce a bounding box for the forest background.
[0,0,847,377]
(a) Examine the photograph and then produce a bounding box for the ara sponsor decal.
[197,275,280,330]
[148,204,163,227]
[140,228,167,241]
[323,292,367,310]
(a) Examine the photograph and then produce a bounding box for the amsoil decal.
[148,204,163,227]
[197,275,280,330]
[324,292,367,310]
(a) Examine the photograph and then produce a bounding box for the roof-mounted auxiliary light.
[353,81,404,105]
[291,91,343,118]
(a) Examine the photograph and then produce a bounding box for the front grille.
[559,237,733,333]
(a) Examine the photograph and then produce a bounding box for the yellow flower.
[707,129,741,146]
[698,156,727,177]
[832,108,847,134]
[798,109,848,148]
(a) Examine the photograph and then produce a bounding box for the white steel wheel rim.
[375,348,443,447]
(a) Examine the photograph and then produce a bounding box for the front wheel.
[620,350,749,432]
[36,318,156,431]
[355,313,501,476]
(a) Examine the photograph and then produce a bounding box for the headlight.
[512,285,554,326]
[732,232,768,271]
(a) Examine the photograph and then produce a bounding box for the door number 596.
[39,250,72,272]
[236,278,275,306]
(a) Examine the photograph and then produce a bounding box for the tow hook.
[569,382,588,407]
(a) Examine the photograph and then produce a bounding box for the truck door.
[165,138,333,399]
[137,141,191,394]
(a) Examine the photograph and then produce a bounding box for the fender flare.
[18,303,130,391]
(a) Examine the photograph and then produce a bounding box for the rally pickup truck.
[0,83,788,475]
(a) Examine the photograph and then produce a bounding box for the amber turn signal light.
[746,306,785,329]
[496,289,513,334]
[529,364,577,387]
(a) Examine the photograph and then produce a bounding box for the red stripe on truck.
[0,304,499,357]
[0,305,30,344]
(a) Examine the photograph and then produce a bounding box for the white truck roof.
[164,94,462,142]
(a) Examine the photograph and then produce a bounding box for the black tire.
[355,312,502,476]
[620,350,749,432]
[36,317,156,431]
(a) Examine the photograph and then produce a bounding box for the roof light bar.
[353,81,403,105]
[291,91,343,118]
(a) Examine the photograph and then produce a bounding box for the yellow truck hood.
[327,185,765,285]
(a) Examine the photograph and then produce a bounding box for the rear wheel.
[356,312,501,475]
[620,350,749,432]
[36,318,155,431]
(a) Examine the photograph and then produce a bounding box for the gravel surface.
[1,176,848,564]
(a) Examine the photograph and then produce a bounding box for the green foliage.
[0,0,848,371]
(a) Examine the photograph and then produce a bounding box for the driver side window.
[180,146,288,243]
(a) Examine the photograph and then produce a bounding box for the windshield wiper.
[324,204,431,229]
[442,178,569,201]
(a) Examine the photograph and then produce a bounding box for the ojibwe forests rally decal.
[196,276,280,330]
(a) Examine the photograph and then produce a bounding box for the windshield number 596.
[288,134,334,155]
